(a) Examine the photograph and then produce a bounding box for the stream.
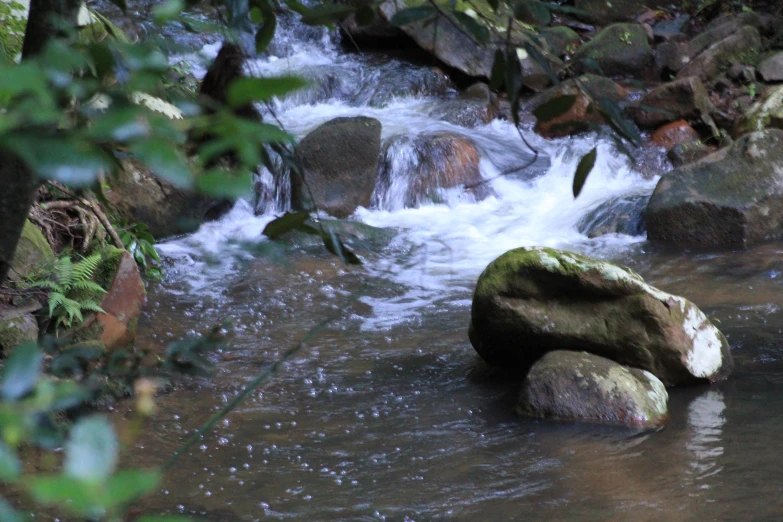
[113,8,783,521]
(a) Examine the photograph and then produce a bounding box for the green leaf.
[300,3,356,25]
[532,94,577,123]
[263,211,310,239]
[152,0,184,21]
[452,11,489,44]
[136,517,192,522]
[592,95,642,146]
[226,76,308,107]
[0,135,113,187]
[0,442,21,482]
[355,5,375,26]
[390,6,437,27]
[26,475,102,517]
[87,106,150,142]
[64,416,118,481]
[0,342,43,401]
[255,11,277,53]
[195,170,253,198]
[105,469,161,505]
[0,498,22,522]
[522,40,559,85]
[130,139,192,188]
[573,147,597,198]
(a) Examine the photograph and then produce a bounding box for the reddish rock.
[650,120,700,150]
[97,252,146,350]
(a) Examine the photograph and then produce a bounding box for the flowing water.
[113,11,783,521]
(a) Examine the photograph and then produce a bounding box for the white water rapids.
[160,18,663,329]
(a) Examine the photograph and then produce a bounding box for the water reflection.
[686,390,726,484]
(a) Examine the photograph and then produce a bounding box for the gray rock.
[734,85,783,136]
[9,220,54,282]
[647,129,783,247]
[293,117,382,218]
[627,76,714,129]
[666,140,714,167]
[655,41,688,75]
[469,247,733,386]
[518,350,669,429]
[572,24,653,78]
[573,0,644,25]
[686,12,762,60]
[677,26,762,83]
[653,15,690,42]
[758,52,783,82]
[539,26,581,58]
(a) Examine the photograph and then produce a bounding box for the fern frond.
[71,280,107,294]
[25,279,61,291]
[61,297,83,324]
[71,253,103,284]
[52,257,74,285]
[80,300,106,314]
[48,292,67,317]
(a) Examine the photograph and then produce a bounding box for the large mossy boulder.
[571,24,652,79]
[0,309,38,356]
[469,247,733,386]
[518,350,668,429]
[627,77,714,130]
[677,26,761,83]
[293,116,382,218]
[531,74,629,138]
[9,220,55,282]
[102,159,229,239]
[375,132,493,209]
[646,130,783,247]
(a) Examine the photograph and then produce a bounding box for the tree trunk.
[1,0,81,282]
[21,0,82,59]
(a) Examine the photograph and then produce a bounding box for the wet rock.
[513,0,550,26]
[758,52,783,82]
[577,193,648,238]
[734,85,783,136]
[378,0,562,90]
[650,120,701,150]
[430,99,499,128]
[647,130,783,247]
[667,140,714,167]
[571,24,653,79]
[102,159,229,239]
[469,246,733,385]
[276,218,396,253]
[539,26,581,58]
[0,310,38,356]
[531,74,629,139]
[727,61,756,84]
[677,26,762,83]
[9,220,55,282]
[573,0,644,25]
[293,117,382,218]
[627,76,714,129]
[374,132,493,209]
[654,41,688,76]
[518,350,669,429]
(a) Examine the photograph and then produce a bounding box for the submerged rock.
[571,24,652,79]
[647,129,783,247]
[518,350,668,429]
[577,193,648,238]
[469,247,733,386]
[293,116,382,218]
[374,132,493,209]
